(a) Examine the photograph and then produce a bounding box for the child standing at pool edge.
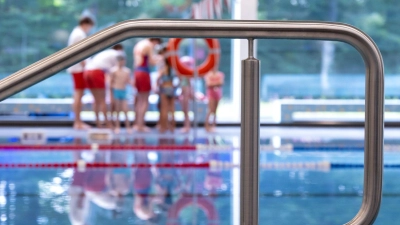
[157,46,177,133]
[133,38,163,132]
[179,56,194,134]
[110,55,132,134]
[67,16,94,130]
[84,44,124,128]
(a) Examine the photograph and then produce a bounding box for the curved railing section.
[0,19,384,225]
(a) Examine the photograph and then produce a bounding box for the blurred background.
[1,1,400,225]
[1,0,399,123]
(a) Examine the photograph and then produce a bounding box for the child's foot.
[81,122,91,129]
[74,122,91,130]
[209,126,216,133]
[125,121,131,131]
[73,122,83,130]
[180,127,190,134]
[126,128,133,134]
[137,126,151,133]
[205,124,211,133]
[114,127,120,134]
[106,122,113,129]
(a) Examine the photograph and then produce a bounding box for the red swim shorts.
[84,69,105,89]
[134,70,151,93]
[71,72,86,90]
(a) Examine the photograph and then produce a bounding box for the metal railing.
[0,19,384,225]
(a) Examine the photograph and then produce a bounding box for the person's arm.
[156,68,164,87]
[130,68,136,87]
[147,45,161,66]
[125,69,131,86]
[109,71,116,88]
[133,47,143,68]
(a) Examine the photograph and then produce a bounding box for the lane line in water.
[0,161,397,170]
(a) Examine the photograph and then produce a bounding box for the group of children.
[68,16,224,134]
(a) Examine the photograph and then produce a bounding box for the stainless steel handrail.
[0,19,384,225]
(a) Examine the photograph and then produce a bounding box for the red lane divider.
[0,144,197,151]
[0,162,210,168]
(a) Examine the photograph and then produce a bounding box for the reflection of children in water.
[197,138,226,193]
[84,152,121,224]
[153,138,182,209]
[68,150,131,225]
[131,138,185,222]
[130,136,160,221]
[68,138,226,224]
[132,151,157,221]
[164,136,223,224]
[109,151,131,196]
[69,149,89,225]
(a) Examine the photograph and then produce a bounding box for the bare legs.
[134,92,150,132]
[72,89,89,129]
[169,97,176,133]
[108,89,115,126]
[114,99,132,134]
[114,99,121,134]
[122,100,132,133]
[159,94,168,133]
[205,98,219,133]
[159,94,175,133]
[89,88,110,128]
[132,95,138,128]
[180,86,192,133]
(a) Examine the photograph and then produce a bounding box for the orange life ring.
[168,38,220,77]
[167,197,219,225]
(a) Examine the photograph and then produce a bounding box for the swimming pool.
[0,129,398,225]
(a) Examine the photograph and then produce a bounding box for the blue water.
[0,167,399,224]
[0,135,398,224]
[0,147,399,225]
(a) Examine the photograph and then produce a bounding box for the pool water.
[0,135,399,224]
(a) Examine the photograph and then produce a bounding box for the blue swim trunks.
[113,88,127,100]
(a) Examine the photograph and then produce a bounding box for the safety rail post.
[240,38,260,225]
[0,20,384,225]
